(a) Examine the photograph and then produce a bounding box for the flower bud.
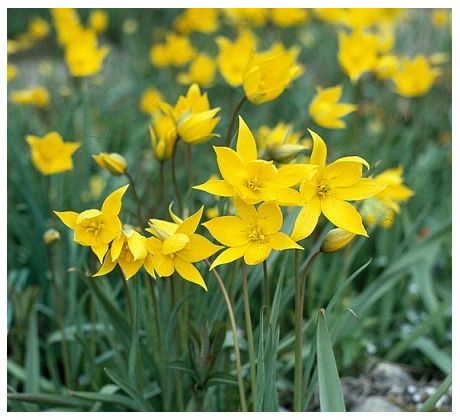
[93,152,127,176]
[43,228,60,244]
[320,228,356,253]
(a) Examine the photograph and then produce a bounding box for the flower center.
[85,219,105,235]
[247,225,269,243]
[317,182,330,197]
[247,178,260,191]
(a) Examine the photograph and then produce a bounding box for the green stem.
[159,160,168,216]
[225,95,247,147]
[241,261,257,410]
[294,250,321,412]
[125,171,144,227]
[262,260,270,319]
[119,271,133,324]
[207,260,248,412]
[171,140,183,214]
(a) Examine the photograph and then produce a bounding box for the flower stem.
[241,261,257,410]
[159,160,168,216]
[294,250,321,412]
[262,260,270,319]
[171,140,183,214]
[225,95,247,147]
[119,271,133,324]
[207,260,248,412]
[125,170,144,227]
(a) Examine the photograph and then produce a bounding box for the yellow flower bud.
[43,228,60,244]
[93,152,127,176]
[320,228,356,253]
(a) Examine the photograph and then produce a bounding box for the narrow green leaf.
[7,360,55,393]
[417,372,452,412]
[206,372,238,387]
[7,393,91,408]
[165,360,196,377]
[413,337,451,375]
[25,304,39,394]
[316,309,346,412]
[70,388,139,411]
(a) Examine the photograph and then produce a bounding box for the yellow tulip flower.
[28,16,50,41]
[223,8,269,27]
[93,228,148,280]
[392,55,440,98]
[291,130,386,241]
[320,228,356,253]
[7,63,18,82]
[243,43,303,104]
[55,185,129,262]
[177,53,216,87]
[11,86,49,108]
[150,33,196,68]
[89,10,109,34]
[204,198,302,269]
[431,10,450,28]
[26,132,80,175]
[216,30,258,87]
[144,206,223,290]
[174,8,220,33]
[50,8,82,47]
[93,153,127,176]
[375,55,400,80]
[308,85,357,129]
[194,116,316,205]
[338,29,379,83]
[373,167,414,213]
[149,112,177,161]
[139,87,164,116]
[270,8,309,27]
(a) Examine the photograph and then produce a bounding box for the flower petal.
[233,197,258,225]
[111,233,124,261]
[54,211,79,229]
[126,230,148,260]
[162,233,190,255]
[324,161,362,188]
[275,163,317,187]
[203,216,248,247]
[209,245,248,269]
[93,254,117,277]
[101,184,129,216]
[91,243,109,263]
[308,129,327,168]
[119,259,144,280]
[321,196,368,236]
[193,179,235,197]
[244,242,271,265]
[332,178,387,201]
[257,201,282,234]
[154,252,175,277]
[290,196,321,241]
[174,257,208,291]
[269,232,303,250]
[177,206,203,235]
[332,156,370,170]
[214,146,247,185]
[236,116,257,162]
[178,233,223,262]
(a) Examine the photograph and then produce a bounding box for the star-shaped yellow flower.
[194,117,316,205]
[291,131,386,241]
[204,198,302,269]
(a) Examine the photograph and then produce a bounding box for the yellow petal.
[234,196,258,225]
[236,116,257,162]
[174,257,208,291]
[257,201,282,234]
[209,245,249,270]
[214,146,247,185]
[178,233,223,262]
[193,179,235,197]
[299,178,319,202]
[93,254,117,277]
[321,196,367,236]
[244,242,271,265]
[168,203,183,224]
[261,187,302,206]
[101,184,129,216]
[275,164,317,187]
[126,230,148,260]
[91,243,109,263]
[290,197,321,241]
[162,233,190,255]
[143,254,156,278]
[308,129,327,168]
[332,179,386,201]
[177,206,203,235]
[154,252,175,277]
[111,233,124,261]
[119,259,144,280]
[203,216,248,247]
[269,232,303,250]
[324,161,362,188]
[54,211,79,229]
[332,156,370,170]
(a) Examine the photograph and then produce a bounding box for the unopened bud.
[43,228,60,244]
[93,152,127,176]
[320,228,356,253]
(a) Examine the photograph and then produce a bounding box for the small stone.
[352,396,401,412]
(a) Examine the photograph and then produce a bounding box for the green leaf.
[417,372,452,412]
[165,360,196,377]
[7,393,91,408]
[413,337,451,375]
[206,372,238,387]
[70,387,139,411]
[25,304,39,394]
[316,309,346,412]
[7,359,55,393]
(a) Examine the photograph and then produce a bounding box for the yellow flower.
[28,16,50,40]
[173,84,220,144]
[93,153,127,176]
[194,116,316,205]
[308,85,357,129]
[140,87,164,116]
[374,55,400,80]
[26,132,80,175]
[320,228,356,253]
[216,30,257,87]
[204,198,302,269]
[11,86,49,108]
[145,206,222,290]
[338,29,379,83]
[150,33,196,68]
[7,63,18,82]
[223,8,269,27]
[243,43,303,104]
[55,185,129,262]
[431,10,450,28]
[257,122,311,162]
[43,229,61,245]
[174,8,220,33]
[64,28,109,77]
[93,228,148,280]
[177,53,216,87]
[270,8,309,27]
[392,56,440,97]
[89,10,109,33]
[51,8,82,46]
[373,167,414,213]
[81,175,106,203]
[291,130,386,241]
[149,111,177,161]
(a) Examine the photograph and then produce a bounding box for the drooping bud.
[320,228,356,253]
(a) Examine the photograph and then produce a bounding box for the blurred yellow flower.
[373,167,414,213]
[431,9,450,28]
[204,198,302,269]
[175,8,220,33]
[7,63,18,82]
[257,122,310,162]
[149,111,177,161]
[195,117,315,205]
[270,8,309,27]
[89,10,109,33]
[55,185,128,262]
[291,130,385,241]
[93,153,127,176]
[11,86,49,108]
[28,16,50,40]
[216,30,257,87]
[320,228,356,253]
[224,8,269,27]
[308,85,357,129]
[43,229,61,245]
[81,174,106,202]
[150,33,196,68]
[94,228,148,280]
[243,43,303,104]
[338,29,379,83]
[392,55,440,97]
[178,53,216,87]
[51,8,82,46]
[26,132,80,175]
[375,54,400,80]
[140,87,164,116]
[145,206,222,290]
